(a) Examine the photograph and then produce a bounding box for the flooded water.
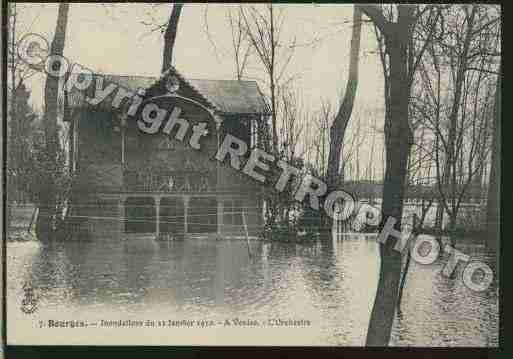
[6,236,498,346]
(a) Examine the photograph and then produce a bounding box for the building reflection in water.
[7,235,498,346]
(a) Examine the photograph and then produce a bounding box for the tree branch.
[357,5,390,36]
[465,67,500,76]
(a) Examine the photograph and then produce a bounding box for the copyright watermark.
[16,32,497,293]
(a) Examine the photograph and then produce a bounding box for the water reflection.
[7,236,498,346]
[390,241,499,346]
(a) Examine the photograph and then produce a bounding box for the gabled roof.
[67,68,270,116]
[188,79,269,115]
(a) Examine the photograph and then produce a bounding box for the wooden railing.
[123,170,215,193]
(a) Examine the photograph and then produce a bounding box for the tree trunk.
[397,214,419,312]
[161,4,183,73]
[396,250,411,312]
[448,212,457,237]
[36,3,69,241]
[363,6,415,346]
[6,3,14,233]
[326,6,362,190]
[366,48,412,346]
[322,6,362,235]
[486,68,500,258]
[435,200,444,232]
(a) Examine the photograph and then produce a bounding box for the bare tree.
[272,87,308,227]
[238,4,297,152]
[309,100,332,177]
[413,5,500,238]
[278,87,306,163]
[222,5,300,230]
[6,3,41,228]
[307,102,366,188]
[161,3,183,73]
[394,3,500,317]
[358,4,440,346]
[486,66,500,254]
[226,8,252,80]
[326,6,362,191]
[36,3,70,240]
[437,6,477,234]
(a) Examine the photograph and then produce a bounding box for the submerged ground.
[6,234,498,346]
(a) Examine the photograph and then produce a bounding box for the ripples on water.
[7,236,498,346]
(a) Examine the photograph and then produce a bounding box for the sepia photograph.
[3,2,501,348]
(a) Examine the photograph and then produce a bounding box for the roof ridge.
[187,78,258,84]
[75,72,157,79]
[70,72,258,85]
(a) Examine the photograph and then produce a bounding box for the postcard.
[3,2,500,348]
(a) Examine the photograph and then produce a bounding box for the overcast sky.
[16,3,387,180]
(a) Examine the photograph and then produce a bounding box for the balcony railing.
[123,170,215,193]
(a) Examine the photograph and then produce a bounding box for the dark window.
[125,197,156,233]
[222,116,251,146]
